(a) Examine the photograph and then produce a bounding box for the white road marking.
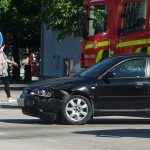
[0,133,6,135]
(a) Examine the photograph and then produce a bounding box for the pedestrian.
[0,44,18,102]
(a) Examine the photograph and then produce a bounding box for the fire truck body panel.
[80,0,150,68]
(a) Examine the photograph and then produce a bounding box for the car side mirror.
[103,72,116,83]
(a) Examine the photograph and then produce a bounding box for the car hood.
[25,76,86,90]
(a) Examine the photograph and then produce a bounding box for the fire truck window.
[123,1,146,33]
[89,5,108,37]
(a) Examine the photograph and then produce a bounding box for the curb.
[0,102,20,109]
[0,85,27,91]
[0,87,25,91]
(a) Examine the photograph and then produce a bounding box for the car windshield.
[79,57,120,78]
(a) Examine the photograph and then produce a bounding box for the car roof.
[111,53,150,60]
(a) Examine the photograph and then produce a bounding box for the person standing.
[0,44,18,102]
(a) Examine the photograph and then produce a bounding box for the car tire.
[61,95,92,125]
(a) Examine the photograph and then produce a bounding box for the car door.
[117,1,148,55]
[95,57,148,112]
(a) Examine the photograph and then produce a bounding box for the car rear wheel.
[61,95,92,125]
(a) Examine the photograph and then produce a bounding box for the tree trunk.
[12,32,20,81]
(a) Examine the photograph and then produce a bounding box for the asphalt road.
[0,107,150,150]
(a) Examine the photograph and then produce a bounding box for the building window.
[63,58,74,76]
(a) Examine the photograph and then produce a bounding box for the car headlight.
[31,88,52,97]
[23,88,31,94]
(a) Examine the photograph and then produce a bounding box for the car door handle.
[136,82,144,88]
[136,82,143,86]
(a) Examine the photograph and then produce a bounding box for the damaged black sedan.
[18,54,150,125]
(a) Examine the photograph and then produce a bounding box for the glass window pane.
[110,58,146,78]
[123,1,146,33]
[89,5,108,36]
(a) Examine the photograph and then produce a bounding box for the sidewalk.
[0,82,28,91]
[0,83,25,108]
[0,77,40,107]
[0,76,39,90]
[0,81,35,108]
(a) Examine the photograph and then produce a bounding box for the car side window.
[110,58,146,78]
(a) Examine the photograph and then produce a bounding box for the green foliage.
[92,8,108,29]
[0,0,41,49]
[0,0,11,12]
[41,0,83,42]
[0,0,84,44]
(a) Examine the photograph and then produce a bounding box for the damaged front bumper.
[17,94,65,122]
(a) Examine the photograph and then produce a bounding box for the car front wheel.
[61,95,92,125]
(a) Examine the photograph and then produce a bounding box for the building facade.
[40,26,81,79]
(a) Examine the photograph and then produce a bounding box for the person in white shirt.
[0,44,18,102]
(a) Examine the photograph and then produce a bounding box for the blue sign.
[0,32,3,47]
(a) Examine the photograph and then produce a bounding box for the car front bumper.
[17,93,65,122]
[17,97,25,107]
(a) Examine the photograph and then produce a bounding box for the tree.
[0,0,11,12]
[0,0,84,80]
[1,0,83,42]
[0,0,41,81]
[40,0,83,42]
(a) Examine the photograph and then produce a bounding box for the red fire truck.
[78,0,150,68]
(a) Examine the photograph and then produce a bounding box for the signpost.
[0,32,3,47]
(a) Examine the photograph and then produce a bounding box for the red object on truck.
[78,0,150,68]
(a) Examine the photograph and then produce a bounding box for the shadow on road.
[88,117,150,124]
[0,119,49,125]
[74,128,150,138]
[71,117,150,139]
[1,117,150,125]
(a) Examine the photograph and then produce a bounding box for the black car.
[18,54,150,125]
